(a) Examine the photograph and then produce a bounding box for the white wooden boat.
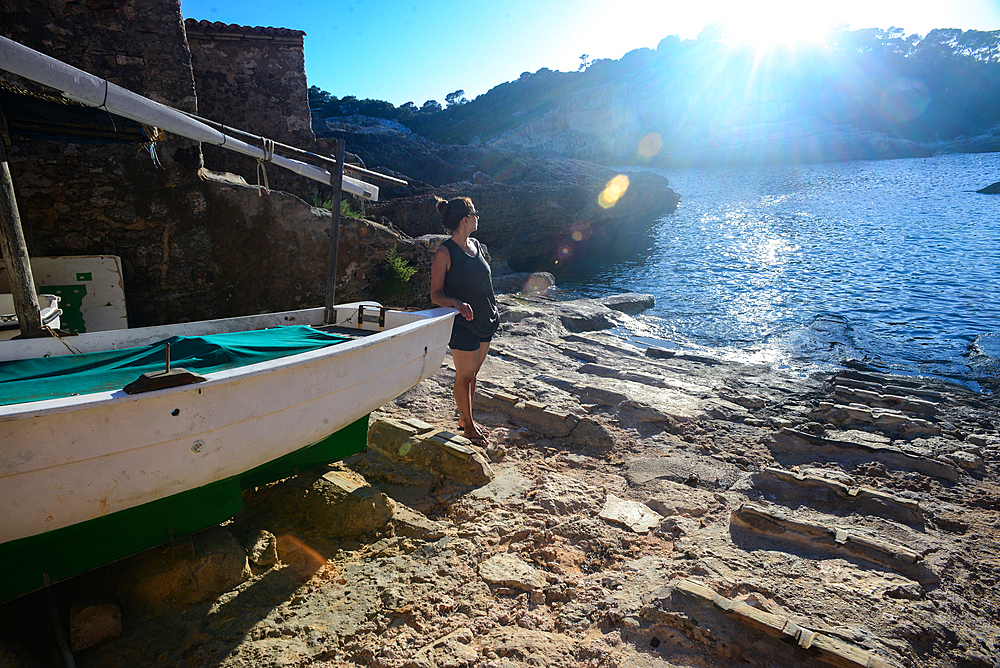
[0,37,456,601]
[0,303,454,602]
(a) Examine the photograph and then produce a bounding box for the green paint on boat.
[0,414,369,603]
[43,284,87,333]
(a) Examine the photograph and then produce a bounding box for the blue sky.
[180,1,1000,107]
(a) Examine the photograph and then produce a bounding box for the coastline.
[2,292,998,667]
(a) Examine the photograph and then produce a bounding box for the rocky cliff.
[409,36,1000,169]
[317,118,680,272]
[483,80,937,167]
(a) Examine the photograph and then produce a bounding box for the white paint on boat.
[0,303,457,545]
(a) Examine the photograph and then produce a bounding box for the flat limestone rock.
[645,579,895,668]
[501,297,622,333]
[643,478,722,517]
[467,467,534,503]
[478,554,547,591]
[535,472,604,515]
[599,494,664,533]
[940,450,983,470]
[625,454,741,490]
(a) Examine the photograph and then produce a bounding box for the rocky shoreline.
[1,292,998,668]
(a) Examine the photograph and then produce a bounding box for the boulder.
[113,526,250,617]
[371,171,678,271]
[242,467,396,537]
[367,417,495,487]
[492,271,556,295]
[70,598,121,651]
[598,292,655,315]
[319,124,678,271]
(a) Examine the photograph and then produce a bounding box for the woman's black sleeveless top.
[442,238,499,338]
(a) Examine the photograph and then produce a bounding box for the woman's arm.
[430,245,473,320]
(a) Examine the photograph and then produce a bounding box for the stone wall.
[0,2,406,327]
[0,0,197,110]
[185,19,317,201]
[0,0,208,326]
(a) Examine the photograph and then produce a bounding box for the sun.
[717,2,837,51]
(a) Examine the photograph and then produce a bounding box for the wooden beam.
[0,141,42,335]
[324,138,346,324]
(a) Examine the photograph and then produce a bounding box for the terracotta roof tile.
[184,18,305,37]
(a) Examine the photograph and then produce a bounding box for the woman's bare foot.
[462,429,488,445]
[458,418,490,441]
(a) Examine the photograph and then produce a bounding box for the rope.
[48,326,83,355]
[256,137,274,196]
[99,78,117,132]
[0,323,81,353]
[141,124,163,168]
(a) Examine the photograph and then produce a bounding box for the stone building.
[185,19,317,199]
[0,0,354,327]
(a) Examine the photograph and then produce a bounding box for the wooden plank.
[0,141,42,335]
[324,138,345,324]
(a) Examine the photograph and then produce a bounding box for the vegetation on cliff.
[310,26,1000,161]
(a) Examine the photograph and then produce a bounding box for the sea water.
[559,153,1000,391]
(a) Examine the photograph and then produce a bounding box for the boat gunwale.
[0,305,457,420]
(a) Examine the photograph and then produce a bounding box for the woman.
[429,196,500,445]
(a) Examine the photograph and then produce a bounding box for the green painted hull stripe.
[0,414,369,602]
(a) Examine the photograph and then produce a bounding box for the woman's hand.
[456,301,474,320]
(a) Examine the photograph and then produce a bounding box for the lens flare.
[551,243,574,266]
[568,220,592,241]
[599,174,630,209]
[276,534,327,577]
[522,273,552,295]
[637,133,663,159]
[880,79,930,123]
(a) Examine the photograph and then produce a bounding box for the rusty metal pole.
[0,141,42,335]
[324,138,345,324]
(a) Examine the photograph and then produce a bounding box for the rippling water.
[560,153,1000,391]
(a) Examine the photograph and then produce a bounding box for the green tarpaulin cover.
[0,326,350,407]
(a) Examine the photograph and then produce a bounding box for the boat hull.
[0,304,456,600]
[0,415,368,603]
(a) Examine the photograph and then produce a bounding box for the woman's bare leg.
[453,341,491,440]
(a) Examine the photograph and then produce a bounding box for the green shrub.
[341,199,361,217]
[381,246,417,301]
[310,194,361,218]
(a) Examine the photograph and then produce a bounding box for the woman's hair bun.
[435,198,449,215]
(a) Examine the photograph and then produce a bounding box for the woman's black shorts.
[449,316,494,351]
